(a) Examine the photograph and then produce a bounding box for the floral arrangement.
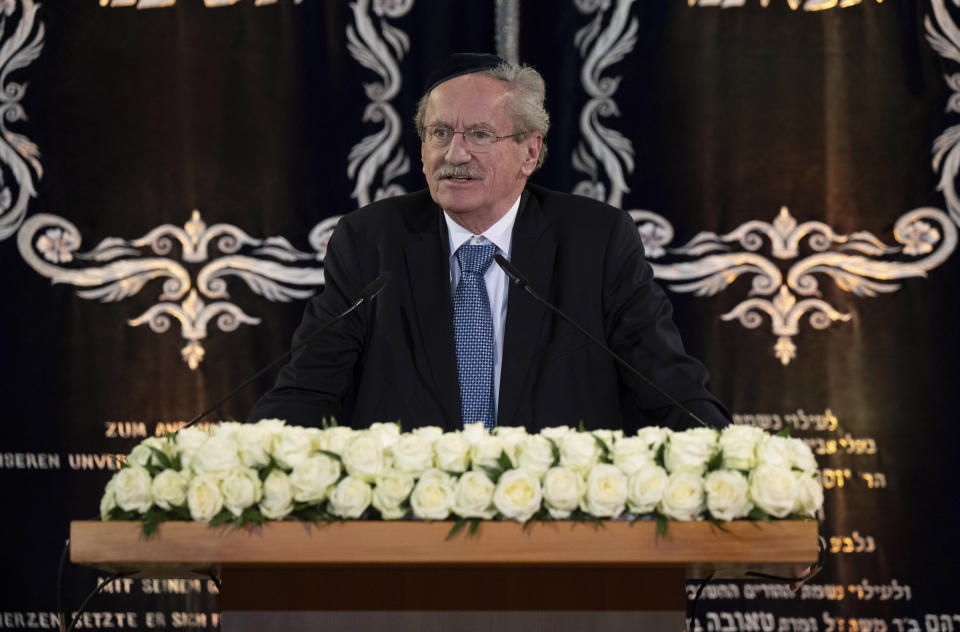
[100,420,823,536]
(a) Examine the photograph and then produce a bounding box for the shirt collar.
[443,194,521,258]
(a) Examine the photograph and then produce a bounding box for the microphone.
[178,271,392,432]
[494,254,711,429]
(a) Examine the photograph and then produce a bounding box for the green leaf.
[321,416,339,430]
[258,457,281,482]
[545,437,561,467]
[706,449,724,473]
[748,507,771,521]
[108,507,140,522]
[148,447,173,470]
[479,465,503,484]
[655,513,668,538]
[141,507,170,537]
[654,443,665,468]
[446,519,467,540]
[291,504,324,525]
[468,519,480,537]
[209,509,235,527]
[395,419,403,432]
[169,504,191,521]
[316,449,343,463]
[593,435,612,464]
[577,420,586,433]
[775,427,791,438]
[707,516,730,533]
[497,450,514,472]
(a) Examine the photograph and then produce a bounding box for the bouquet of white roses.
[100,419,823,535]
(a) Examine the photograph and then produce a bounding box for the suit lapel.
[403,204,462,430]
[498,191,557,428]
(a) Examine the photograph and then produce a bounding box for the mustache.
[434,165,483,179]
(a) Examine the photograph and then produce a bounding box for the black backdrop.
[3,0,959,629]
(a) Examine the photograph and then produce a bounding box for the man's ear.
[520,134,543,176]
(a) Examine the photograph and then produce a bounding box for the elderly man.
[249,53,729,432]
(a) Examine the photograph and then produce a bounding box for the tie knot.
[456,242,497,275]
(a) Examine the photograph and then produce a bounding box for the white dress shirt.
[443,195,521,417]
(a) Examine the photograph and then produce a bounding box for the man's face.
[421,74,542,231]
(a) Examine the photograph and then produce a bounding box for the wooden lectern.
[71,520,817,632]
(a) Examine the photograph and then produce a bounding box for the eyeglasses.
[419,124,528,150]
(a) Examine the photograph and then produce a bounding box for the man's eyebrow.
[424,120,495,130]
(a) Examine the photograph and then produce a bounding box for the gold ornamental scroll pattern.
[17,211,341,370]
[688,0,884,11]
[345,0,413,207]
[570,0,638,209]
[0,0,43,242]
[633,206,957,365]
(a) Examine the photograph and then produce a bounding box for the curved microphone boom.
[494,254,711,429]
[178,271,392,432]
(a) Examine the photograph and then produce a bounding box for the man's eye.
[470,129,493,141]
[431,127,452,139]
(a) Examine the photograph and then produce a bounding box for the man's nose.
[444,132,472,163]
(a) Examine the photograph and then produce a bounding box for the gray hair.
[414,62,550,170]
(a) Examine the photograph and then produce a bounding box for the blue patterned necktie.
[453,241,497,429]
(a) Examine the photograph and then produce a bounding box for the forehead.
[423,74,512,128]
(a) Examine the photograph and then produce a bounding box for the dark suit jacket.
[249,184,729,433]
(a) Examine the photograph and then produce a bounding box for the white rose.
[664,428,717,475]
[470,435,507,472]
[151,469,189,510]
[210,421,243,441]
[451,471,496,519]
[626,465,669,514]
[372,469,414,520]
[515,434,556,478]
[113,466,153,514]
[542,466,584,519]
[580,464,628,518]
[755,435,793,469]
[259,470,294,519]
[540,426,572,441]
[342,433,386,483]
[559,432,600,475]
[320,426,357,455]
[128,437,173,469]
[290,453,341,503]
[462,422,488,445]
[413,426,444,445]
[176,426,209,472]
[592,429,618,448]
[494,426,528,463]
[793,472,824,518]
[704,470,752,521]
[612,436,654,476]
[368,421,402,449]
[271,425,313,470]
[410,470,455,520]
[234,423,275,468]
[659,472,705,521]
[187,474,224,522]
[434,432,471,473]
[749,465,798,518]
[100,475,118,520]
[493,469,542,522]
[220,467,262,517]
[328,476,373,519]
[719,425,765,471]
[787,438,819,473]
[635,426,671,454]
[390,434,434,476]
[253,418,286,433]
[191,435,241,480]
